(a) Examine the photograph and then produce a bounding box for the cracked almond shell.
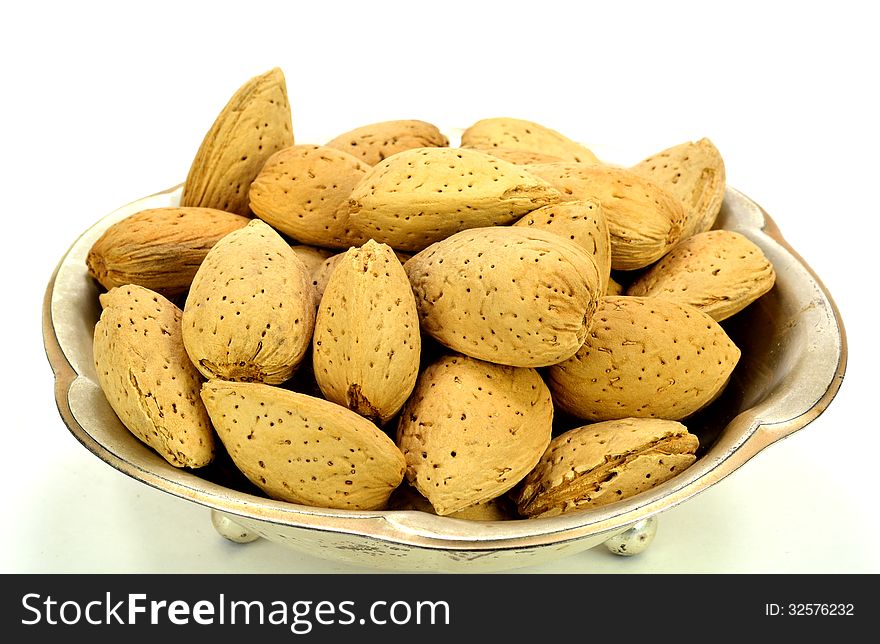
[547,296,740,421]
[348,147,561,252]
[93,285,215,468]
[396,354,553,516]
[182,219,316,384]
[86,207,249,297]
[527,163,686,270]
[326,120,448,165]
[515,418,698,517]
[405,226,601,368]
[312,240,421,424]
[201,381,405,510]
[627,230,776,321]
[182,67,294,215]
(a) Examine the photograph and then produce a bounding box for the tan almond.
[396,354,553,515]
[182,219,316,384]
[93,285,215,468]
[289,244,335,276]
[326,120,449,165]
[483,148,565,165]
[86,207,249,297]
[627,230,776,321]
[527,163,686,270]
[461,117,599,164]
[513,199,611,294]
[311,248,411,302]
[632,138,726,240]
[515,419,698,518]
[182,67,293,215]
[405,226,601,368]
[249,144,371,248]
[547,296,740,421]
[348,147,560,252]
[313,240,421,424]
[201,381,405,510]
[606,276,625,296]
[388,484,514,521]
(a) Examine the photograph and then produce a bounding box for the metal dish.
[42,184,847,572]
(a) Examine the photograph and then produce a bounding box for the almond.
[405,226,601,368]
[313,240,421,424]
[461,117,599,164]
[607,276,625,296]
[513,199,611,294]
[201,380,405,510]
[311,248,411,302]
[182,68,294,215]
[632,138,726,240]
[249,144,370,248]
[396,354,553,515]
[515,418,698,517]
[348,147,560,252]
[86,207,249,297]
[93,285,215,468]
[388,484,514,521]
[289,244,334,276]
[547,296,740,421]
[182,219,316,384]
[627,230,776,321]
[483,148,565,165]
[527,163,686,270]
[326,120,448,165]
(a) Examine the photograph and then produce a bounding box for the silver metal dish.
[43,184,847,572]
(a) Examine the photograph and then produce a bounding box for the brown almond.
[405,226,601,368]
[632,138,726,240]
[326,120,449,165]
[527,163,686,270]
[182,219,316,384]
[515,419,698,517]
[201,381,405,510]
[461,117,599,164]
[348,147,560,252]
[627,230,776,320]
[388,484,515,521]
[249,144,370,248]
[289,244,335,276]
[86,207,249,297]
[93,285,215,468]
[547,296,740,421]
[182,68,293,215]
[396,354,553,515]
[313,240,421,424]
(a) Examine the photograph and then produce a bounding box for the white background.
[2,0,877,573]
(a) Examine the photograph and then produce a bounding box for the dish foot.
[211,510,261,543]
[603,517,657,556]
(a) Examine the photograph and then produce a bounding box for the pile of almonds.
[87,68,776,521]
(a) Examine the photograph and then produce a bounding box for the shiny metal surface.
[603,517,658,556]
[43,183,847,572]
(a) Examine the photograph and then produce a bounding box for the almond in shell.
[182,219,316,384]
[249,144,371,248]
[527,163,686,270]
[182,68,294,215]
[348,147,560,252]
[93,285,215,468]
[547,296,740,421]
[86,207,249,297]
[326,120,449,165]
[396,354,553,515]
[461,117,599,164]
[405,226,601,368]
[515,418,698,517]
[632,138,726,240]
[627,230,776,321]
[313,240,421,424]
[201,381,405,510]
